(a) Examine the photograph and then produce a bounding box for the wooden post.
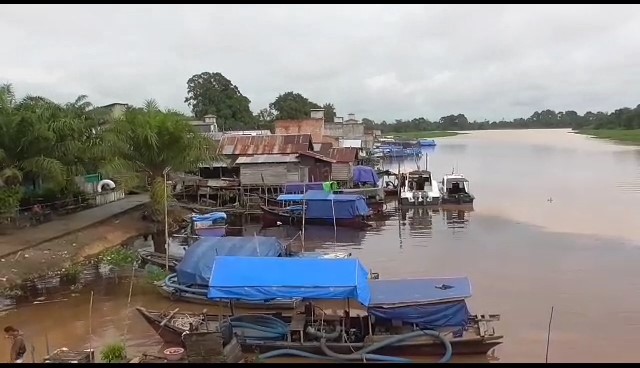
[88,291,94,357]
[301,185,306,252]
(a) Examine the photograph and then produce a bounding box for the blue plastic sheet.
[352,165,380,186]
[208,256,372,306]
[368,277,472,306]
[176,237,284,286]
[368,300,470,330]
[302,190,370,219]
[276,194,304,202]
[192,212,227,224]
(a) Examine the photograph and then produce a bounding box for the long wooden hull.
[139,251,180,272]
[156,283,301,310]
[134,307,291,347]
[260,205,372,230]
[137,306,502,357]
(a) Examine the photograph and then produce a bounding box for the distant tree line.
[361,106,640,133]
[184,71,640,133]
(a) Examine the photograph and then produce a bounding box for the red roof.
[297,151,336,163]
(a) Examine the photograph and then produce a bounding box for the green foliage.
[184,72,255,130]
[61,263,83,284]
[576,129,640,144]
[99,247,138,268]
[145,265,170,283]
[100,342,127,363]
[269,91,322,120]
[322,103,336,122]
[391,131,461,139]
[0,186,23,215]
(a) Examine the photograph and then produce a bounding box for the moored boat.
[418,139,437,146]
[439,173,475,205]
[200,256,502,360]
[399,170,441,206]
[261,190,372,230]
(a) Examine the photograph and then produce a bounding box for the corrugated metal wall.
[331,163,352,181]
[239,164,303,185]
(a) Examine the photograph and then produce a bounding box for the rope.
[171,314,205,331]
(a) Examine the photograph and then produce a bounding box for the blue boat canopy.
[207,256,371,306]
[368,277,472,307]
[176,236,284,286]
[352,165,380,186]
[367,277,472,331]
[302,190,370,219]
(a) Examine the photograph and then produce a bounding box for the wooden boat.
[261,205,371,230]
[139,250,181,272]
[439,173,475,205]
[146,257,503,359]
[135,306,292,347]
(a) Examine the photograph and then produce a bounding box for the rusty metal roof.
[235,155,299,164]
[328,147,359,163]
[297,151,336,163]
[218,134,313,155]
[313,142,333,156]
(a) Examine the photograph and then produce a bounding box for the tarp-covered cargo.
[302,190,370,219]
[352,165,380,186]
[368,277,472,330]
[176,236,284,286]
[207,256,372,306]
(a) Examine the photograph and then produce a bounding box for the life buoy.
[97,179,116,193]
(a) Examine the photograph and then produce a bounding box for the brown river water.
[2,129,640,363]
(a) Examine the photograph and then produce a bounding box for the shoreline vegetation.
[389,131,462,140]
[574,129,640,144]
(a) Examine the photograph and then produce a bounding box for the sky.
[1,4,640,122]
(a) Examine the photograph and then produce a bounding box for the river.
[2,129,640,363]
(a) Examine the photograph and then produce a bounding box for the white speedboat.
[399,170,441,206]
[439,173,475,205]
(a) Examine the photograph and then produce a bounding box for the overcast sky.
[1,4,640,122]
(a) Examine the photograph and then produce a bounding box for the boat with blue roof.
[138,256,502,360]
[260,190,373,230]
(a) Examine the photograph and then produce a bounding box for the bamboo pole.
[88,291,94,358]
[122,263,136,349]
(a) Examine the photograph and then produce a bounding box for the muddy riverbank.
[0,209,151,292]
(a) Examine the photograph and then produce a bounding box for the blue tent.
[276,194,304,202]
[207,256,372,306]
[302,190,370,219]
[352,165,380,186]
[367,277,472,330]
[176,236,284,286]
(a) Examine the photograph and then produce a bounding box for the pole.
[301,185,306,252]
[164,168,170,272]
[545,306,555,363]
[88,291,94,359]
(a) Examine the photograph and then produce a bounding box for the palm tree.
[101,99,216,249]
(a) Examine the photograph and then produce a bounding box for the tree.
[322,103,336,122]
[255,108,276,130]
[102,99,216,251]
[184,72,255,130]
[269,91,321,120]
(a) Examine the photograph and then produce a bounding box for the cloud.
[1,4,640,122]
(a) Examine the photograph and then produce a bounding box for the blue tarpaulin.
[176,237,284,286]
[283,182,325,194]
[191,212,227,224]
[368,277,472,306]
[367,277,472,331]
[207,256,372,306]
[352,165,380,186]
[302,190,371,219]
[276,194,304,202]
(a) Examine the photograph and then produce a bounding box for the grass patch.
[575,129,640,144]
[144,265,170,283]
[388,131,461,140]
[98,247,138,268]
[100,341,127,363]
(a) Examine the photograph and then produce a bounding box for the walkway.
[0,194,149,258]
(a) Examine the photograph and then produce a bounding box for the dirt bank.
[0,209,152,290]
